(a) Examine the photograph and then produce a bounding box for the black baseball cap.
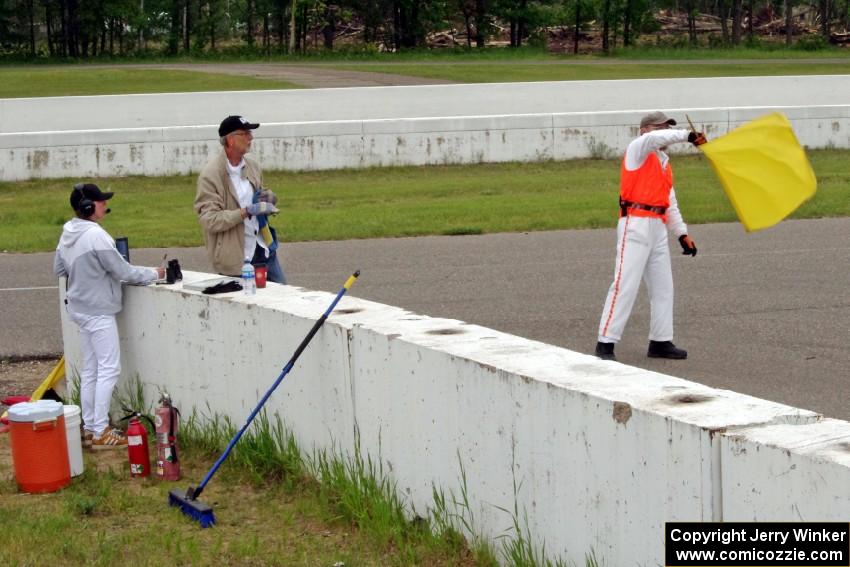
[219,115,260,137]
[70,183,113,211]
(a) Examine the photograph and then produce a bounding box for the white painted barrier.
[57,271,846,565]
[4,76,850,180]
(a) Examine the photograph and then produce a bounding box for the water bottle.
[241,258,256,295]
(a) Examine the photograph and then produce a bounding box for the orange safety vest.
[620,152,673,220]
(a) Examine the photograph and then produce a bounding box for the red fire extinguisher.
[125,414,151,478]
[155,393,180,481]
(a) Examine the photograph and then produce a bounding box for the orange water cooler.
[8,400,71,493]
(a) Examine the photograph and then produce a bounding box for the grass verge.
[2,150,848,253]
[2,50,850,98]
[0,67,300,98]
[0,408,482,565]
[177,406,600,566]
[331,60,850,83]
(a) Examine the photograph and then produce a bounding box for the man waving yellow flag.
[699,112,817,232]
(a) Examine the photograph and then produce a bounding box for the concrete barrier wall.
[4,105,850,181]
[4,76,850,181]
[57,272,850,565]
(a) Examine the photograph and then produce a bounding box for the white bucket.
[63,405,84,477]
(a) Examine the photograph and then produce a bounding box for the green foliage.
[795,34,830,51]
[0,67,300,98]
[313,440,410,546]
[67,367,82,406]
[329,59,850,83]
[177,412,503,562]
[4,150,849,253]
[707,33,727,48]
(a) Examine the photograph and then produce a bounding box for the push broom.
[169,270,360,527]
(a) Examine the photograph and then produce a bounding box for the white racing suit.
[598,129,691,344]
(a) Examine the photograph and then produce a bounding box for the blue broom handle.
[194,270,360,498]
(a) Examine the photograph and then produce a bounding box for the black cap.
[70,183,113,211]
[218,115,260,137]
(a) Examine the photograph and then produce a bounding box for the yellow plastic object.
[1,357,65,421]
[30,356,65,401]
[700,112,817,232]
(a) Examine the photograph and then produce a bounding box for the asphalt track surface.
[2,217,848,420]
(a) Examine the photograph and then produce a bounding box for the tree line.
[0,0,846,58]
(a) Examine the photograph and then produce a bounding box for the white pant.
[598,215,674,343]
[69,312,120,436]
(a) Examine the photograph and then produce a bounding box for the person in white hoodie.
[54,183,165,449]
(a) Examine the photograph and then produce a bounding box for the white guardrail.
[3,76,850,181]
[58,272,850,566]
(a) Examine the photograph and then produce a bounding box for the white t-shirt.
[226,158,269,262]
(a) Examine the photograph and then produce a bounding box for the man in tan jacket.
[195,115,286,283]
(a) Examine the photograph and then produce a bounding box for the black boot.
[595,341,616,361]
[647,340,687,359]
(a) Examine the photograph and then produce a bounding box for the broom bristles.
[169,488,216,528]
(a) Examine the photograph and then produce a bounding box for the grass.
[611,44,850,59]
[1,47,850,98]
[0,400,480,565]
[331,60,850,83]
[0,67,300,98]
[176,407,600,565]
[2,150,848,253]
[0,377,600,567]
[0,445,468,566]
[0,391,592,566]
[0,374,599,564]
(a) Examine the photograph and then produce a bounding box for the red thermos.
[126,416,151,478]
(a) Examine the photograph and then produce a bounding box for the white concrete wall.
[56,271,847,566]
[4,76,850,181]
[5,105,850,181]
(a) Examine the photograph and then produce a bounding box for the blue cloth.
[252,190,277,252]
[251,240,286,284]
[250,189,285,284]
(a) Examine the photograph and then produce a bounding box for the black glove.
[202,280,243,294]
[688,131,708,146]
[679,235,697,256]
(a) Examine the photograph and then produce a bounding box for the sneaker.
[91,426,128,450]
[647,340,688,360]
[82,430,94,449]
[595,341,616,361]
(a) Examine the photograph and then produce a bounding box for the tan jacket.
[195,150,263,276]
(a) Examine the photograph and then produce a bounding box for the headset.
[73,183,95,218]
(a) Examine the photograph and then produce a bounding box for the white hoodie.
[53,218,157,316]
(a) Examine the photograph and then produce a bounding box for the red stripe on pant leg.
[602,216,631,339]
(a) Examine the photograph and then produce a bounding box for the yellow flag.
[700,112,817,232]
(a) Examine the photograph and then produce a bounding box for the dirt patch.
[0,357,60,403]
[89,62,455,88]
